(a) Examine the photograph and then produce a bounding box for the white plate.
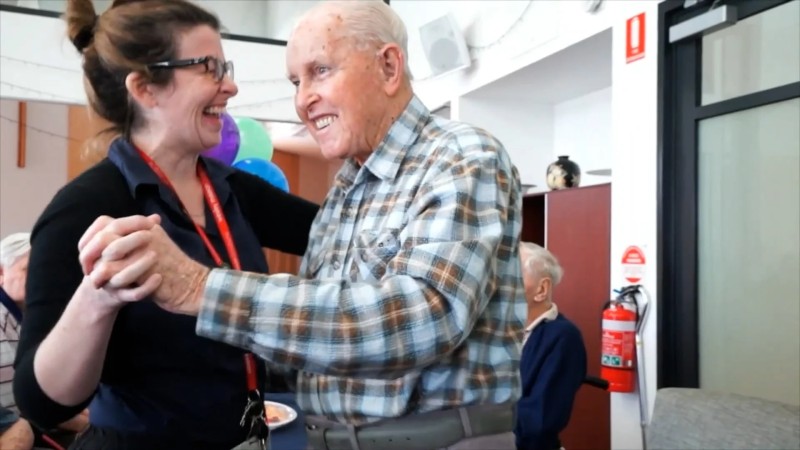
[264,401,298,430]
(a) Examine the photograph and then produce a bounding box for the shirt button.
[333,260,341,270]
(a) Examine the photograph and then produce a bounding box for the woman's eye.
[315,66,329,75]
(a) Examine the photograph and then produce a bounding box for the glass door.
[659,0,800,403]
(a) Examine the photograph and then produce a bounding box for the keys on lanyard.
[240,388,270,450]
[241,354,269,449]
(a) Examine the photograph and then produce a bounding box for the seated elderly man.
[514,242,587,450]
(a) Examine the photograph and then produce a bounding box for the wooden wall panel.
[546,183,611,450]
[67,105,111,180]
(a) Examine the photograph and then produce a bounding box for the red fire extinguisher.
[600,287,640,393]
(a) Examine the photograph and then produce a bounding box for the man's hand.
[0,417,35,450]
[79,214,210,316]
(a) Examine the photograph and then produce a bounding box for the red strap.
[136,148,258,392]
[244,353,258,392]
[136,148,240,270]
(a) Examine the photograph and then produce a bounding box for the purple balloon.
[203,113,240,165]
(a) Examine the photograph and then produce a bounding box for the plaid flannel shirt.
[0,302,21,412]
[197,96,525,424]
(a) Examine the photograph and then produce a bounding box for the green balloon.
[233,117,273,163]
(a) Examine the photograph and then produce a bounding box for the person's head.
[0,232,31,304]
[65,0,237,158]
[286,0,414,163]
[519,242,563,322]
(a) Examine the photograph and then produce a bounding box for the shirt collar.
[334,95,430,188]
[523,303,559,344]
[107,138,235,202]
[0,287,22,322]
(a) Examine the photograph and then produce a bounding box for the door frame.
[657,0,800,389]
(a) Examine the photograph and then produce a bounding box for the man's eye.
[315,66,329,75]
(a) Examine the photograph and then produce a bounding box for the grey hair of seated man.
[0,232,31,269]
[519,242,563,324]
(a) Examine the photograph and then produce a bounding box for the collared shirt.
[523,303,559,346]
[92,139,270,446]
[197,95,526,424]
[0,288,21,412]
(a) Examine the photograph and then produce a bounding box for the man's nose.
[295,82,318,114]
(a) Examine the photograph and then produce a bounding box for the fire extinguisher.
[600,285,643,393]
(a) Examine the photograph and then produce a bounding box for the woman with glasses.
[12,1,318,449]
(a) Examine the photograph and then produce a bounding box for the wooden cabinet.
[521,183,611,450]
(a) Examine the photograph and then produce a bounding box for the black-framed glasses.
[147,56,234,82]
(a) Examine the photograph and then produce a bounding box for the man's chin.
[320,146,345,161]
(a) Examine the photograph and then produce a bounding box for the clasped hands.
[77,214,209,315]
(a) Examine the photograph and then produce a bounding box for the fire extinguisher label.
[601,320,636,368]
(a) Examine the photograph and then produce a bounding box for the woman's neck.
[131,135,199,183]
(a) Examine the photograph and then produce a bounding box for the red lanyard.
[136,148,257,390]
[136,148,240,270]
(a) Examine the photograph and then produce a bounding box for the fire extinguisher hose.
[615,285,652,450]
[603,284,650,450]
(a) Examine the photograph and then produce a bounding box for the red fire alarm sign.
[626,12,646,64]
[621,246,646,284]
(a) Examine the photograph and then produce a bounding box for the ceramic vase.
[546,155,581,190]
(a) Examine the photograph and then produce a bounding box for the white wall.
[609,3,662,449]
[0,99,68,239]
[392,0,655,111]
[454,94,553,188]
[0,9,296,122]
[6,0,316,42]
[553,87,612,187]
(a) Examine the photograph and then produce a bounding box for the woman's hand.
[78,214,163,307]
[78,214,209,316]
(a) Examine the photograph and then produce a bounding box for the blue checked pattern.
[197,96,526,424]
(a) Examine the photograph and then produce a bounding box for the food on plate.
[265,403,287,424]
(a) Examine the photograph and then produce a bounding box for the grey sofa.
[647,387,800,449]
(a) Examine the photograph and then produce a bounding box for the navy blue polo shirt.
[89,139,269,447]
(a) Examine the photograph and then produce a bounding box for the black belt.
[305,403,514,450]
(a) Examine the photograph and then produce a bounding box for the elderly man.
[515,242,586,450]
[1,233,35,450]
[78,1,525,449]
[1,232,30,411]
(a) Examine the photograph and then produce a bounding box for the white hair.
[520,242,563,285]
[0,232,31,268]
[300,0,412,79]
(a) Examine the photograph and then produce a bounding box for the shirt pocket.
[349,229,401,282]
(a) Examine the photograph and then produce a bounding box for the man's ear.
[377,43,405,96]
[535,277,552,303]
[125,72,157,109]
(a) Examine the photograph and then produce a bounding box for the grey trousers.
[442,431,516,450]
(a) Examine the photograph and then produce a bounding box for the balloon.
[202,113,239,166]
[233,158,289,192]
[233,117,273,163]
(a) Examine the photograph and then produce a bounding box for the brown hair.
[64,0,220,156]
